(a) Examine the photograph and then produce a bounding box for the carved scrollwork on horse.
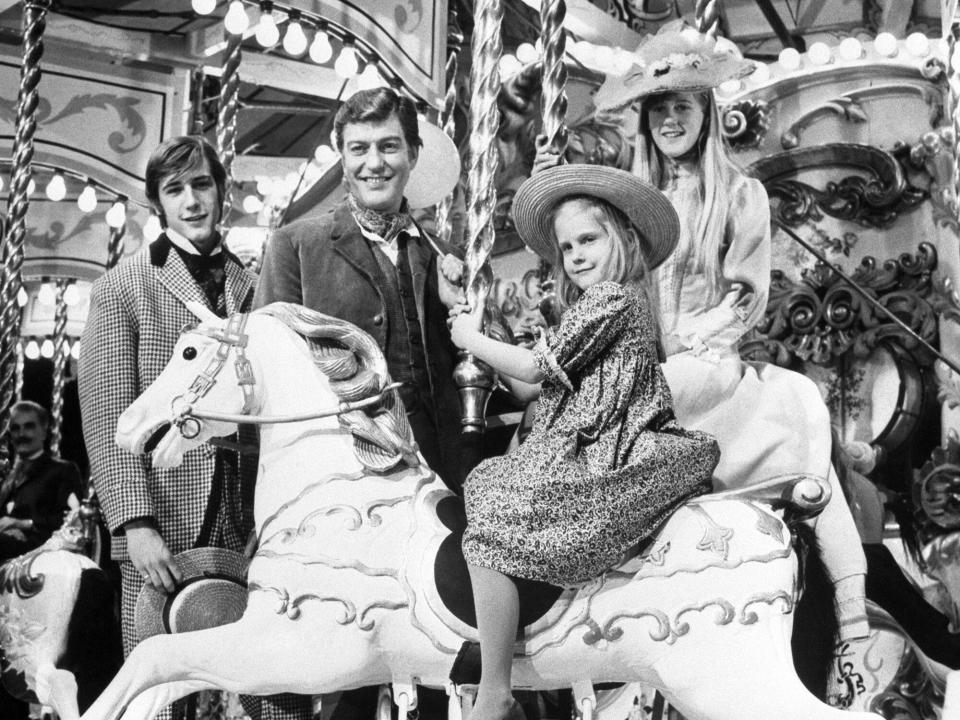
[741,243,942,368]
[749,144,928,229]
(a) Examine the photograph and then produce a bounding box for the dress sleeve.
[677,177,771,352]
[532,282,631,385]
[78,277,154,535]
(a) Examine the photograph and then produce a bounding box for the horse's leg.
[120,680,217,720]
[653,626,882,720]
[34,664,79,720]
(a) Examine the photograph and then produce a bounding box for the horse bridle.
[171,312,400,439]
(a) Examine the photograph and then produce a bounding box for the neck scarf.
[347,193,412,244]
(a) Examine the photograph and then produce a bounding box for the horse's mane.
[256,303,420,473]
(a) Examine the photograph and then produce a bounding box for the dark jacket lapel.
[331,205,382,290]
[152,235,208,308]
[224,254,255,314]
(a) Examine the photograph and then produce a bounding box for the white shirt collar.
[166,227,222,256]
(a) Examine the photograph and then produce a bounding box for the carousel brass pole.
[106,221,127,270]
[14,338,23,402]
[454,0,504,435]
[49,278,68,457]
[435,15,464,247]
[695,0,721,37]
[217,30,242,227]
[539,0,568,157]
[0,0,52,442]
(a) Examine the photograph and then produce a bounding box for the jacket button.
[373,314,383,325]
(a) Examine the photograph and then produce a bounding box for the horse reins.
[171,312,401,439]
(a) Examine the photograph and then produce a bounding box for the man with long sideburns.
[79,136,308,720]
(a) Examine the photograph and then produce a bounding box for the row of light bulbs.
[192,0,379,81]
[24,171,129,227]
[16,282,82,308]
[497,30,945,86]
[22,337,81,361]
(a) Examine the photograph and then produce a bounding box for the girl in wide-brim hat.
[563,22,870,643]
[448,164,719,720]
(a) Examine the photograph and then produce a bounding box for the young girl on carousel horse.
[448,164,720,720]
[537,21,870,645]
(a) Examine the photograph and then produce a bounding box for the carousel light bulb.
[952,48,960,74]
[27,178,36,196]
[874,32,898,57]
[63,283,80,306]
[224,0,249,35]
[334,45,359,78]
[750,62,771,83]
[77,183,97,213]
[807,42,832,66]
[192,0,216,15]
[37,282,55,305]
[498,54,522,78]
[70,339,81,360]
[356,63,384,90]
[516,42,539,64]
[45,172,66,201]
[143,214,163,242]
[283,15,308,56]
[254,4,279,46]
[309,29,333,64]
[242,194,263,214]
[24,340,40,360]
[778,47,802,71]
[313,144,337,165]
[255,176,274,195]
[718,79,742,95]
[905,32,930,57]
[105,200,126,228]
[838,37,863,61]
[40,338,54,359]
[16,286,28,307]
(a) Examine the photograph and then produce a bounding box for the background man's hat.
[134,547,249,641]
[595,21,755,110]
[511,164,679,271]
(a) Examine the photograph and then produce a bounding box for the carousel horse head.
[116,301,419,472]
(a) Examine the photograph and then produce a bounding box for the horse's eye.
[182,346,198,360]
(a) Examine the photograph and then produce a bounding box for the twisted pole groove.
[217,31,242,227]
[49,279,68,456]
[695,0,721,38]
[539,0,568,156]
[0,0,51,439]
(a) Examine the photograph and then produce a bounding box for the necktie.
[179,250,228,314]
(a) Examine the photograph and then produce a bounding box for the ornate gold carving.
[720,99,770,150]
[741,243,941,368]
[780,86,941,150]
[749,144,927,229]
[914,435,960,532]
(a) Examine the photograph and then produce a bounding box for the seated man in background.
[0,399,83,720]
[0,400,82,561]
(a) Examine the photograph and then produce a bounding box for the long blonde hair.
[633,91,744,305]
[547,195,661,336]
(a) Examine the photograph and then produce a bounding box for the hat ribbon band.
[171,313,403,433]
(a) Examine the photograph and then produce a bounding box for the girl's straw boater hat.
[512,164,679,270]
[594,21,755,111]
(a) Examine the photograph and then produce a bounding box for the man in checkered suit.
[79,136,311,720]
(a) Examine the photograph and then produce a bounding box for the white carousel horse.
[73,301,882,720]
[0,495,122,719]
